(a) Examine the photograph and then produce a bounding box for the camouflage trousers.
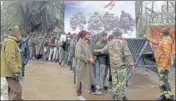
[111,67,127,99]
[159,69,174,99]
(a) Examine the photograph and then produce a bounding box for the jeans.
[93,60,100,85]
[53,47,58,60]
[99,64,108,89]
[43,46,49,60]
[48,47,54,61]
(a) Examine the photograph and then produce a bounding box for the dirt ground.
[22,61,175,100]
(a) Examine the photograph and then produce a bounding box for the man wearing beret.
[1,27,23,100]
[94,29,135,100]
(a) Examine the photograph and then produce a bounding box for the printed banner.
[64,1,136,38]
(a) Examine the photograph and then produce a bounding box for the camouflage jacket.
[156,36,173,69]
[94,39,133,69]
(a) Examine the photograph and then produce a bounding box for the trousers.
[48,47,54,61]
[6,77,23,100]
[111,67,127,100]
[99,64,108,90]
[158,68,174,99]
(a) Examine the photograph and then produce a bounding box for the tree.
[1,1,64,36]
[135,1,175,37]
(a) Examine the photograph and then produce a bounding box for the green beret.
[161,29,169,35]
[9,26,19,32]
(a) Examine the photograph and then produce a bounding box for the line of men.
[27,32,77,70]
[25,29,134,100]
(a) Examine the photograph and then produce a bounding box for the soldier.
[59,32,66,65]
[120,11,134,33]
[28,33,35,60]
[94,29,135,100]
[88,12,102,32]
[70,17,77,31]
[43,34,49,61]
[78,12,86,30]
[145,29,174,100]
[34,33,42,60]
[1,27,23,100]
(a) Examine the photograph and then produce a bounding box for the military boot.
[165,95,174,101]
[156,95,166,101]
[113,95,118,100]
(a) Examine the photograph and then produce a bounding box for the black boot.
[156,95,166,101]
[113,95,118,100]
[122,96,128,101]
[166,95,174,101]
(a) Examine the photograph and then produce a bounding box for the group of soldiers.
[69,11,135,34]
[70,12,86,31]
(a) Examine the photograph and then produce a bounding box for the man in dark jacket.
[93,31,108,93]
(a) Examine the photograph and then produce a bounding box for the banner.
[64,1,136,38]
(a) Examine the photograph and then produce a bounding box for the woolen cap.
[112,29,122,37]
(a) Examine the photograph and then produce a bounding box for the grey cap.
[112,29,122,37]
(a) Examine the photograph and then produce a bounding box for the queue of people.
[0,26,174,101]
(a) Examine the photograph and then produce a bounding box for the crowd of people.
[1,26,174,101]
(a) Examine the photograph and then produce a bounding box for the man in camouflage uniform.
[94,29,135,100]
[146,29,174,100]
[28,33,35,60]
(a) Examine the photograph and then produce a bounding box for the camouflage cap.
[8,26,20,36]
[112,29,122,37]
[9,26,19,32]
[161,29,169,35]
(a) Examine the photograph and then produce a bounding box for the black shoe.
[166,95,174,101]
[91,85,96,92]
[104,86,108,90]
[113,95,118,100]
[156,95,166,101]
[122,96,128,101]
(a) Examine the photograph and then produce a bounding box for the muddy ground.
[22,61,175,100]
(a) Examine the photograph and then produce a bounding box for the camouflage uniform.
[94,29,133,100]
[155,31,174,100]
[148,29,174,100]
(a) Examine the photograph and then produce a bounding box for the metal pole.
[135,39,148,65]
